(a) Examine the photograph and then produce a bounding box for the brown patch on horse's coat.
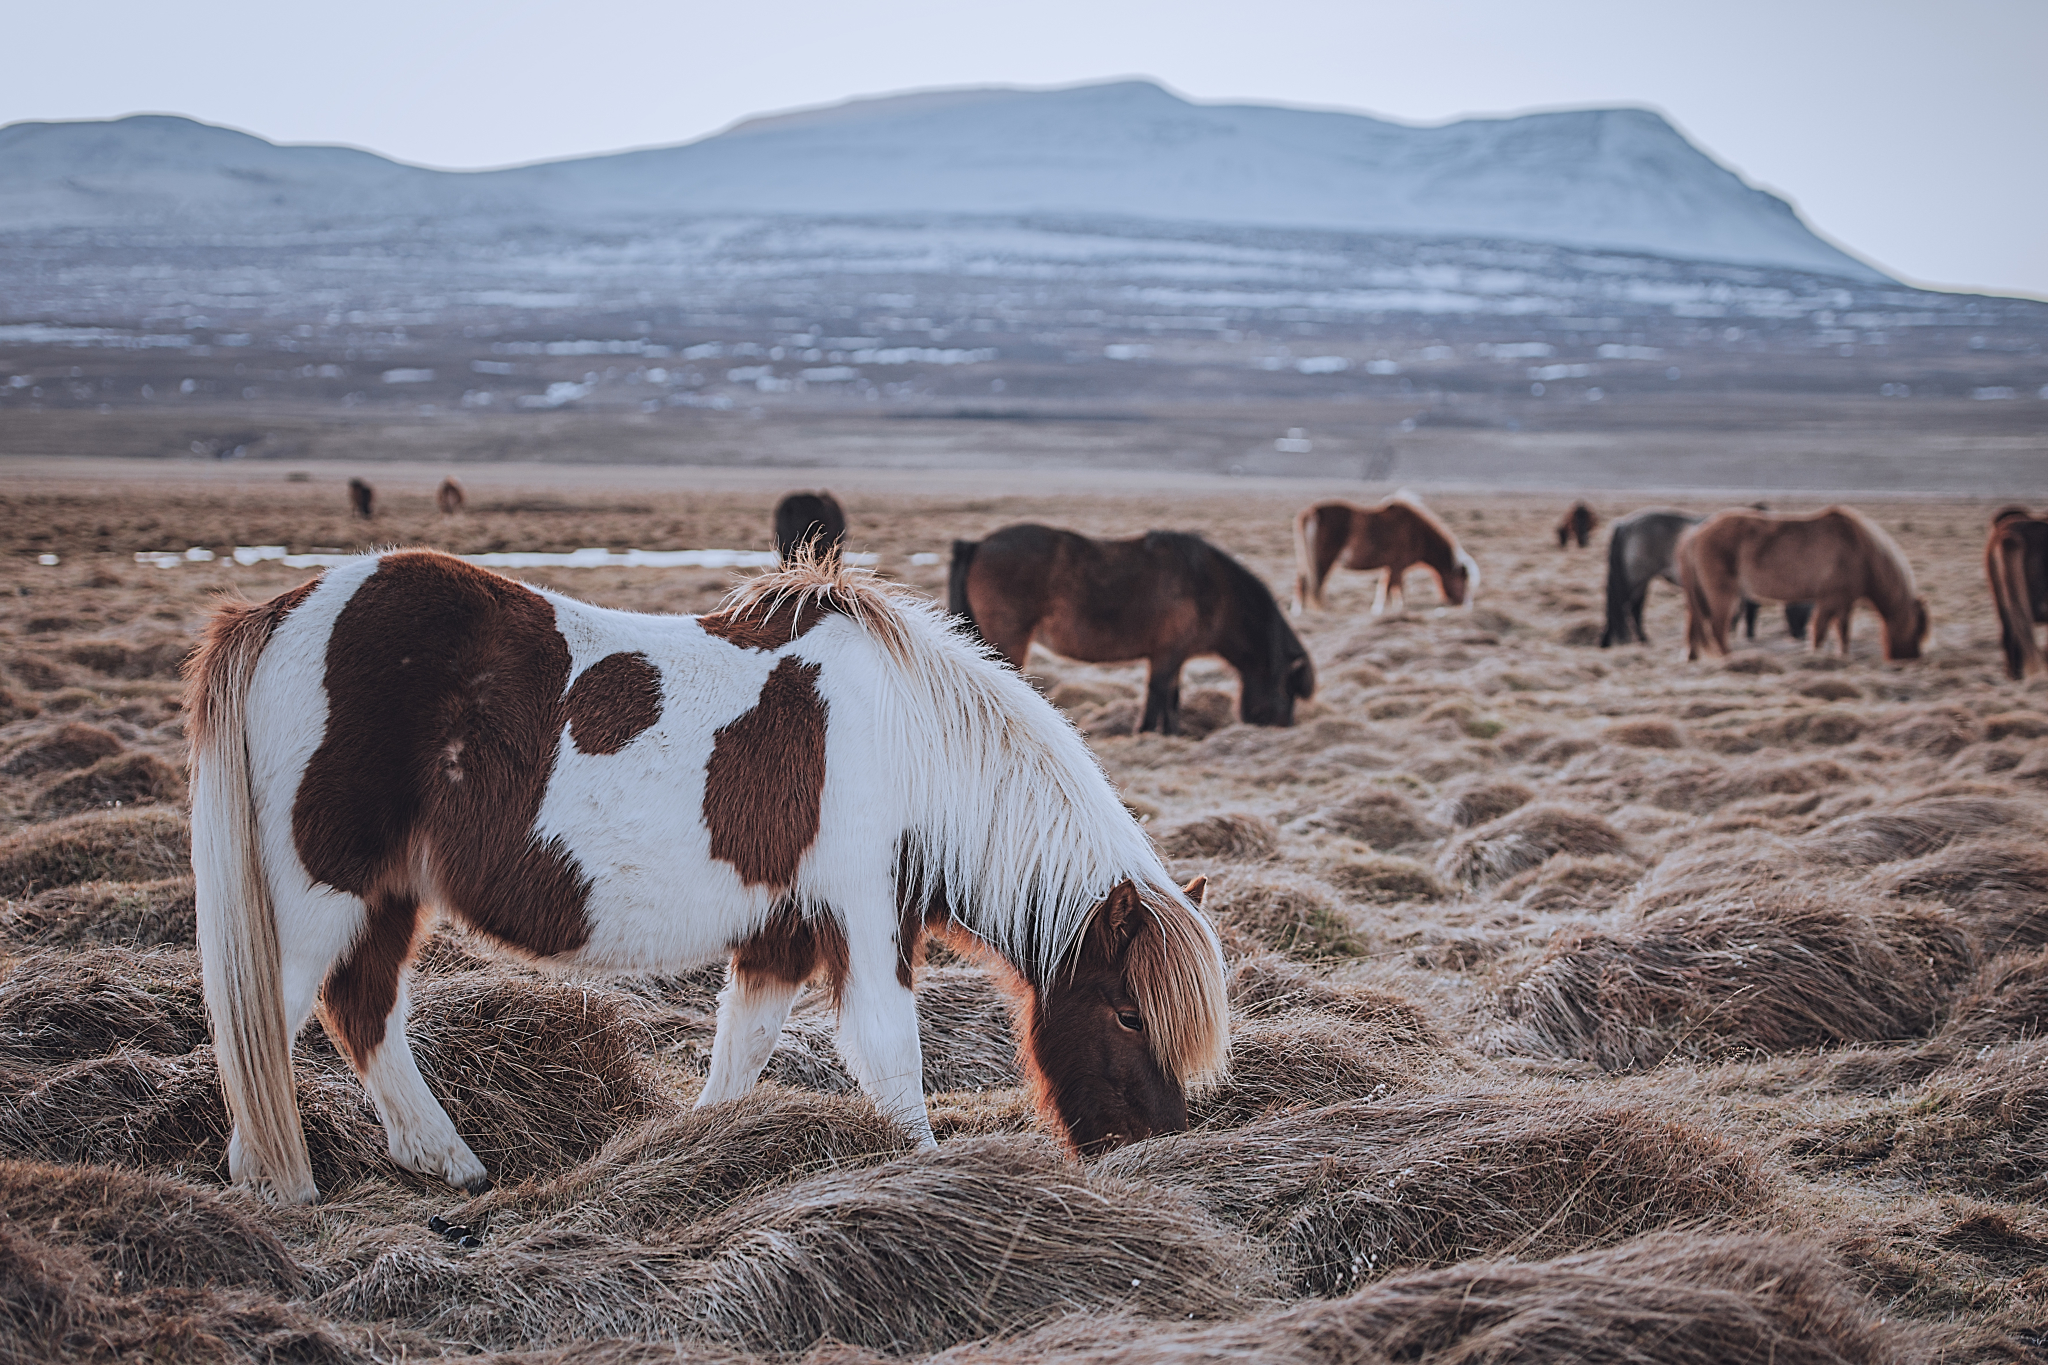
[703,656,828,888]
[293,552,594,974]
[321,890,422,1065]
[563,652,663,755]
[698,596,828,651]
[732,899,850,1002]
[183,577,318,748]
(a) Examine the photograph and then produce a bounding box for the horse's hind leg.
[698,968,802,1108]
[1139,657,1184,734]
[320,890,488,1192]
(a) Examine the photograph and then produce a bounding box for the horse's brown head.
[1889,595,1933,659]
[1026,877,1216,1154]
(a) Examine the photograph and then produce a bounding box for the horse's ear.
[1088,881,1146,959]
[1182,876,1207,907]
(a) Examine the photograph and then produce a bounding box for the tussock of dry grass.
[1805,790,2042,867]
[1647,755,1860,813]
[1938,948,2048,1049]
[1101,1096,1767,1295]
[0,875,196,948]
[1198,868,1365,958]
[1191,1017,1433,1125]
[0,946,207,1063]
[1154,812,1279,862]
[1628,831,1804,911]
[1494,853,1642,912]
[1437,803,1628,889]
[1494,890,1974,1071]
[335,1135,1273,1354]
[947,1231,1912,1365]
[0,808,190,898]
[1319,852,1445,904]
[0,1160,302,1292]
[1876,706,1981,758]
[1871,838,2048,950]
[0,720,123,776]
[1429,778,1534,828]
[1291,788,1440,849]
[1226,958,1443,1045]
[30,751,186,819]
[1606,717,1686,749]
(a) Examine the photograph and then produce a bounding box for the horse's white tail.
[187,595,316,1203]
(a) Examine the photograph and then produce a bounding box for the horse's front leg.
[697,969,802,1108]
[834,923,936,1148]
[1370,570,1391,615]
[1140,657,1184,735]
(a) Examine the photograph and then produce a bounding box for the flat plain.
[3,460,2048,1363]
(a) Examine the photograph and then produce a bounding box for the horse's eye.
[1116,1010,1144,1032]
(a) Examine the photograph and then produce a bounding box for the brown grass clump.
[1606,717,1686,749]
[1155,812,1280,862]
[1100,1096,1767,1295]
[1649,755,1859,812]
[0,947,207,1064]
[1876,706,1980,758]
[0,876,196,949]
[0,808,190,898]
[0,1220,106,1365]
[29,751,187,820]
[1200,868,1366,958]
[1794,1041,2048,1200]
[63,636,188,680]
[1494,890,1974,1071]
[953,1231,1912,1365]
[1292,788,1440,849]
[1430,778,1534,828]
[1437,804,1627,889]
[1719,707,1863,751]
[1805,791,2041,868]
[405,975,661,1186]
[1320,853,1446,904]
[336,1135,1273,1354]
[1628,830,1804,912]
[0,1160,301,1292]
[1938,948,2048,1049]
[1870,838,2048,951]
[0,685,39,724]
[1191,1017,1432,1126]
[912,967,1024,1093]
[1984,711,2048,741]
[1494,854,1642,912]
[1226,957,1444,1045]
[0,721,123,776]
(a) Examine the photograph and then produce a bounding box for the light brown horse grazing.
[435,477,465,515]
[1293,492,1479,613]
[1556,501,1596,549]
[1676,507,1930,661]
[1987,506,2048,679]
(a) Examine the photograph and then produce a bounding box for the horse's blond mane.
[721,549,1228,1087]
[1388,490,1480,586]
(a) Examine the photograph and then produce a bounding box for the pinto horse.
[1677,506,1930,661]
[1292,493,1478,614]
[187,551,1228,1204]
[773,491,847,564]
[1601,508,1813,648]
[1987,506,2048,679]
[949,525,1313,736]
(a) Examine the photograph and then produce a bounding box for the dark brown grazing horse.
[1557,501,1596,549]
[1293,493,1478,613]
[1677,506,1930,661]
[774,491,847,563]
[347,478,374,520]
[1987,506,2048,679]
[435,477,465,515]
[950,525,1314,735]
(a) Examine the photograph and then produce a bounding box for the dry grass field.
[3,463,2047,1363]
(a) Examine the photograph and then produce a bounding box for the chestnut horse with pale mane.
[1293,492,1479,614]
[188,551,1228,1204]
[1676,506,1930,661]
[1987,506,2048,679]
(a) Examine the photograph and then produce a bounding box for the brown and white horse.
[188,551,1228,1203]
[1676,506,1931,661]
[1292,492,1479,614]
[1987,505,2048,679]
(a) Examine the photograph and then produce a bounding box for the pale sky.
[3,0,2043,298]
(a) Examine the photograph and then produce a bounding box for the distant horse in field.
[774,491,847,564]
[1601,508,1813,648]
[1987,505,2048,679]
[1677,507,1929,661]
[348,478,374,520]
[950,525,1313,736]
[436,477,465,515]
[1292,492,1479,614]
[187,551,1228,1203]
[1557,501,1596,549]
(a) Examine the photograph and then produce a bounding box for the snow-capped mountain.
[0,81,1878,281]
